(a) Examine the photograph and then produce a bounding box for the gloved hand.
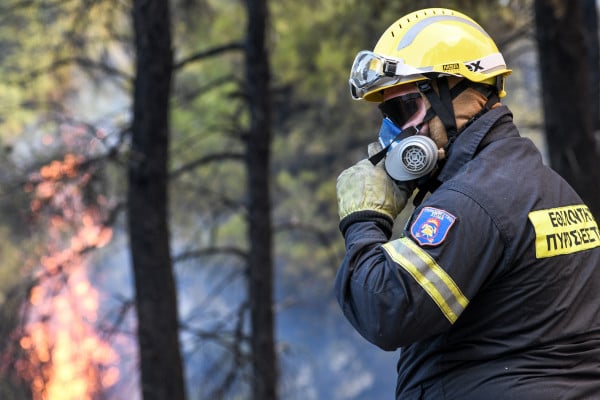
[336,142,411,234]
[367,141,416,200]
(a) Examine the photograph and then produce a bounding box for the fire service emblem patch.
[410,207,456,246]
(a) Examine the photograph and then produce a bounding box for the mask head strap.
[368,125,420,166]
[417,78,459,148]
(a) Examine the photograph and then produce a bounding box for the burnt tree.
[534,0,600,218]
[244,0,278,398]
[129,1,186,399]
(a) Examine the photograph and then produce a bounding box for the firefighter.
[335,8,600,399]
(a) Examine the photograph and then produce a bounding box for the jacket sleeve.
[334,219,430,351]
[334,193,505,351]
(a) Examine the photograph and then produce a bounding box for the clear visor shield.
[350,51,387,88]
[349,51,424,100]
[349,51,389,100]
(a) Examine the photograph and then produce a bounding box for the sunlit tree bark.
[129,1,186,399]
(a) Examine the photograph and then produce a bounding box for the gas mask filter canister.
[377,117,438,181]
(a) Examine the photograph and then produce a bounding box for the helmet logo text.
[442,63,459,72]
[466,60,484,72]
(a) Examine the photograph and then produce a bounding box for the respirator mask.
[369,92,438,182]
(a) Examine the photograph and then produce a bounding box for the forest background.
[0,0,598,400]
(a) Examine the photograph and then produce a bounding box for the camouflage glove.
[336,143,410,235]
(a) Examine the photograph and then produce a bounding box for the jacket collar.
[437,105,514,182]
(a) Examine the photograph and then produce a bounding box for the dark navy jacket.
[335,106,600,399]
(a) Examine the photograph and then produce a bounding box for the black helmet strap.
[417,77,460,150]
[417,77,498,152]
[412,77,499,206]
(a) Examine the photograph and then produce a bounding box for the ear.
[452,87,488,131]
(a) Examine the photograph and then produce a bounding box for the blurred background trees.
[534,0,600,218]
[0,0,597,399]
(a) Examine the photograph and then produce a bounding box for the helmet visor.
[349,50,424,100]
[349,51,387,89]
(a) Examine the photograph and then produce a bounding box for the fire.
[17,153,120,400]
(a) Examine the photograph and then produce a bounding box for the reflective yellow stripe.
[382,237,469,323]
[528,205,600,258]
[397,15,490,51]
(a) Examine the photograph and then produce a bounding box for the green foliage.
[0,227,29,304]
[0,1,131,139]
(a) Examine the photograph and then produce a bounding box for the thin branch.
[173,246,249,264]
[97,296,135,339]
[11,57,132,85]
[173,75,238,105]
[275,219,336,247]
[497,21,535,49]
[275,219,344,274]
[173,42,245,70]
[206,301,250,400]
[170,152,244,179]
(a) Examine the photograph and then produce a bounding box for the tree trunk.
[129,1,186,399]
[534,0,600,219]
[244,0,278,398]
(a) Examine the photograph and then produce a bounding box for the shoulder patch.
[410,207,456,246]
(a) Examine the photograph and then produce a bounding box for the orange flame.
[18,153,120,400]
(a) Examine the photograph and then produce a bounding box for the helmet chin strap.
[418,77,500,152]
[417,77,460,150]
[412,77,498,205]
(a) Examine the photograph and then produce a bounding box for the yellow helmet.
[349,8,512,102]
